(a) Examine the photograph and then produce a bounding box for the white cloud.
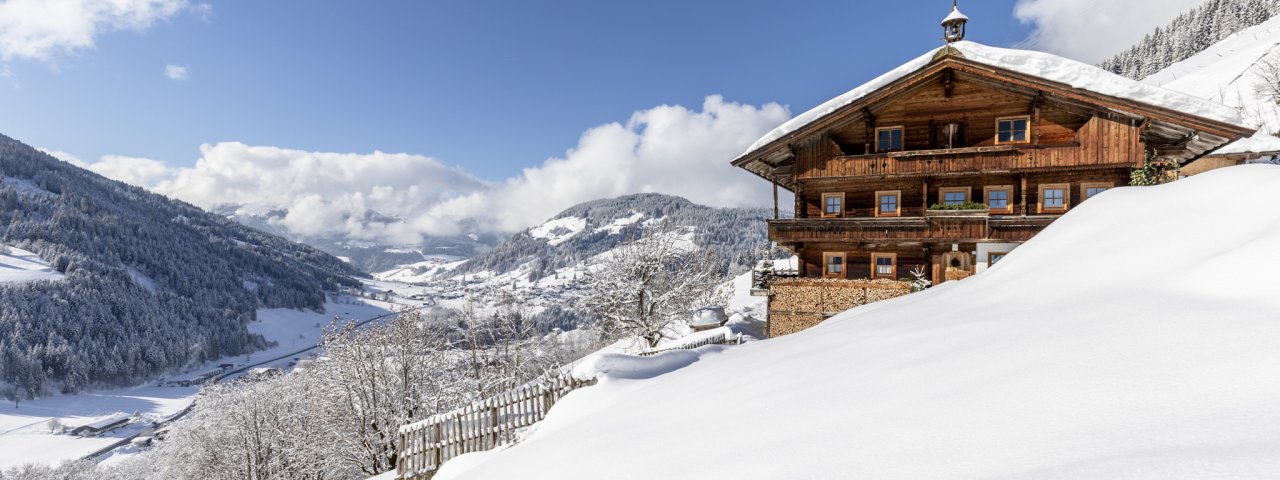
[164,64,187,80]
[1014,0,1205,64]
[73,95,790,245]
[38,148,85,166]
[86,154,175,186]
[426,95,790,233]
[0,0,189,62]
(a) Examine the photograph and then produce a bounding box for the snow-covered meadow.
[0,245,64,284]
[438,165,1280,480]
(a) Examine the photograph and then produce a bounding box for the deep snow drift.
[439,165,1280,480]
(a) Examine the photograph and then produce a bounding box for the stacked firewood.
[767,278,913,337]
[769,313,824,337]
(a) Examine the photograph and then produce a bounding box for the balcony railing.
[768,214,1057,244]
[796,143,1129,179]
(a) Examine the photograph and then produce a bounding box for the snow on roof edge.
[1210,131,1280,155]
[943,8,968,23]
[735,41,1249,163]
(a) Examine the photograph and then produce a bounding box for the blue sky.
[0,0,1202,243]
[0,0,1041,179]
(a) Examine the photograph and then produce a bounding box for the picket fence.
[396,330,744,479]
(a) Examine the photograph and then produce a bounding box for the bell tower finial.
[941,1,968,44]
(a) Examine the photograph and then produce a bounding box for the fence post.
[432,421,442,470]
[489,400,499,448]
[397,430,406,477]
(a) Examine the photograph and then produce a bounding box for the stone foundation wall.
[767,278,912,337]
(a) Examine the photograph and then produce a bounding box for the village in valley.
[1,1,1279,479]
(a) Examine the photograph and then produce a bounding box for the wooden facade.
[732,44,1252,335]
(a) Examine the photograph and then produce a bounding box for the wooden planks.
[396,375,596,479]
[798,142,1136,181]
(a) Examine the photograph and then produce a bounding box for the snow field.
[529,216,588,246]
[1146,15,1280,135]
[438,165,1280,480]
[0,245,64,284]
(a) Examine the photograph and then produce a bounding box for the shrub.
[928,201,988,210]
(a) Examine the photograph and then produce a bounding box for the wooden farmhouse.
[734,4,1255,337]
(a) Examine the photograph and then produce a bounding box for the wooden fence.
[637,330,743,357]
[397,375,595,478]
[396,330,747,478]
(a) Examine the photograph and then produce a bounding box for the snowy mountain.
[446,193,776,280]
[0,133,362,398]
[372,193,778,334]
[1145,13,1280,135]
[437,164,1280,480]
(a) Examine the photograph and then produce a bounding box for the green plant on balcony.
[928,201,988,210]
[1130,148,1179,186]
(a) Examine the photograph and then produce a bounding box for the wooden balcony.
[796,143,1134,180]
[768,214,1058,244]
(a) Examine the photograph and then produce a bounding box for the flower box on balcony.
[924,208,989,217]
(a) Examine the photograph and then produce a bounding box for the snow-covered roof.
[1210,131,1280,155]
[942,6,967,24]
[735,41,1249,163]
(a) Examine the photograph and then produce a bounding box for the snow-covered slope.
[0,245,63,284]
[1146,15,1280,136]
[370,194,777,331]
[440,165,1280,480]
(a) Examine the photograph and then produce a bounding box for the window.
[1081,182,1112,201]
[996,116,1030,144]
[988,252,1008,267]
[875,126,904,152]
[875,190,901,217]
[934,120,966,149]
[984,185,1014,214]
[871,253,896,279]
[1038,183,1069,213]
[821,193,844,217]
[938,187,971,206]
[823,253,845,277]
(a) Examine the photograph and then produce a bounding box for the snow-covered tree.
[1100,0,1280,80]
[582,224,725,348]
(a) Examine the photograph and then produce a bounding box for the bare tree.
[309,310,461,476]
[1255,51,1280,124]
[582,224,725,348]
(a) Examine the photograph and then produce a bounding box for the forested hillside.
[0,134,361,401]
[452,193,779,280]
[1099,0,1280,79]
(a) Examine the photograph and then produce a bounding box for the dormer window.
[996,116,1030,144]
[876,126,904,152]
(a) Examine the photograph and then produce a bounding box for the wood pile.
[767,278,912,337]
